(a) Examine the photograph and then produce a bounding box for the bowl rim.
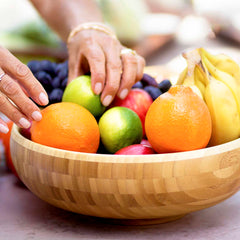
[11,124,240,163]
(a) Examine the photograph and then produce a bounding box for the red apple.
[20,126,31,140]
[110,89,153,136]
[115,144,155,155]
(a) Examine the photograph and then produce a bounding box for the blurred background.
[1,0,240,67]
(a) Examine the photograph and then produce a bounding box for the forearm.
[30,0,103,41]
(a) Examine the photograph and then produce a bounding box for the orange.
[31,102,100,153]
[145,85,212,153]
[0,121,18,176]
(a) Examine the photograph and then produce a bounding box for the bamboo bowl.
[10,124,240,224]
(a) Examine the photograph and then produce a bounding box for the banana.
[200,52,240,115]
[204,76,240,146]
[177,49,203,99]
[178,47,240,146]
[199,48,240,80]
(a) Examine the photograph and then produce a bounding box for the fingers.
[84,45,106,95]
[0,47,49,106]
[66,31,145,106]
[68,48,80,83]
[117,52,138,99]
[0,91,31,129]
[0,118,10,134]
[116,52,145,100]
[0,73,42,124]
[100,41,122,106]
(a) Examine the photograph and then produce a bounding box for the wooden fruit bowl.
[10,124,240,225]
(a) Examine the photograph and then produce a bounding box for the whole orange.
[0,121,19,176]
[31,102,100,153]
[145,85,212,153]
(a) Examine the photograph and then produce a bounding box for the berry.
[58,68,68,81]
[61,77,68,89]
[51,76,61,89]
[27,60,40,74]
[28,59,69,105]
[39,60,57,77]
[132,81,143,89]
[141,73,158,87]
[35,71,52,86]
[49,88,64,103]
[158,79,172,93]
[144,86,162,100]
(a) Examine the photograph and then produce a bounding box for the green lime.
[62,75,106,117]
[99,107,143,153]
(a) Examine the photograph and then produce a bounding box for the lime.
[99,107,143,153]
[62,75,106,117]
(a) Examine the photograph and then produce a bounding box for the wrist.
[67,22,117,44]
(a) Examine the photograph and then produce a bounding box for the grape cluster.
[132,73,172,100]
[27,60,68,105]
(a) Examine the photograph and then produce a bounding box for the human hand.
[67,23,145,106]
[0,46,49,133]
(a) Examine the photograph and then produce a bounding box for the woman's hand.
[0,46,49,133]
[67,25,145,106]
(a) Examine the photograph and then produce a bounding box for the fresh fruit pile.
[28,59,172,104]
[4,47,240,178]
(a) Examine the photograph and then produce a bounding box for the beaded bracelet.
[67,22,117,43]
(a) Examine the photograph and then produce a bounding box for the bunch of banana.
[177,48,240,146]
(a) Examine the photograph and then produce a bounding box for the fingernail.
[19,118,31,129]
[102,95,113,106]
[0,124,9,134]
[119,89,128,99]
[39,92,49,105]
[94,82,103,95]
[32,111,42,121]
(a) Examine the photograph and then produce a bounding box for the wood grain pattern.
[10,125,240,224]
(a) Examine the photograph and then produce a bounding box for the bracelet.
[67,22,117,43]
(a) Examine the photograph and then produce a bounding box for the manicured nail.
[39,92,49,105]
[119,88,128,99]
[102,95,113,106]
[94,82,103,95]
[0,124,9,134]
[19,118,31,129]
[32,111,42,121]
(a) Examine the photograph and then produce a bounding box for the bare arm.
[30,0,145,107]
[30,0,103,41]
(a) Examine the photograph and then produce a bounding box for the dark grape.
[39,60,57,77]
[144,86,162,100]
[27,60,40,74]
[158,79,172,93]
[141,73,158,87]
[61,77,68,89]
[58,68,68,81]
[34,71,52,85]
[27,59,69,105]
[49,88,64,103]
[56,60,68,75]
[132,81,143,89]
[51,76,61,88]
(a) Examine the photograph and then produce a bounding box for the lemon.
[99,107,143,153]
[62,75,106,117]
